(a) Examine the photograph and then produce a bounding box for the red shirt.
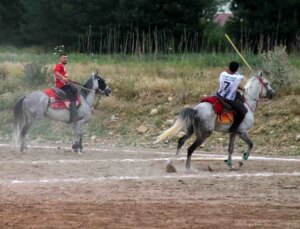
[53,63,67,88]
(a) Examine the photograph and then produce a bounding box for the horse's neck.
[84,91,96,107]
[244,78,261,112]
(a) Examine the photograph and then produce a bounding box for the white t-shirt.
[218,71,244,100]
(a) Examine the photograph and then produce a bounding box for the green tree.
[19,0,218,53]
[226,0,300,52]
[0,0,23,45]
[20,0,119,49]
[20,0,78,48]
[114,0,214,33]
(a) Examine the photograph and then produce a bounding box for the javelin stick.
[225,33,253,71]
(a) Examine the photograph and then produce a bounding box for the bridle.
[69,75,111,109]
[244,76,272,113]
[95,85,111,96]
[69,77,110,96]
[256,76,272,98]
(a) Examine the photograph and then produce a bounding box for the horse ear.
[258,70,263,77]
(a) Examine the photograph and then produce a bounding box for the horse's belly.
[214,122,231,133]
[46,108,69,123]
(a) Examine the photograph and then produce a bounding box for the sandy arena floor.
[0,144,299,228]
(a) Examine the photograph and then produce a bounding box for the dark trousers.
[60,84,78,102]
[224,98,248,132]
[60,84,78,122]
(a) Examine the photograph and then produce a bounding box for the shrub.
[262,45,296,95]
[23,61,49,86]
[0,66,8,80]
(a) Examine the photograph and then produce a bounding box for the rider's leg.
[69,85,79,123]
[227,99,248,133]
[61,85,78,123]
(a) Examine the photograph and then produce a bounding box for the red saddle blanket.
[44,88,81,109]
[200,96,235,124]
[200,96,223,114]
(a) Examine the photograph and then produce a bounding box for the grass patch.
[0,51,299,156]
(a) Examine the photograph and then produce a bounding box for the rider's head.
[59,53,68,65]
[229,61,239,73]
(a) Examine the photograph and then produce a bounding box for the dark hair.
[229,61,239,73]
[59,52,68,57]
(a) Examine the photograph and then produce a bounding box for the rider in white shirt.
[217,61,248,133]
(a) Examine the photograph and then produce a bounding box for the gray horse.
[155,72,275,170]
[13,73,111,153]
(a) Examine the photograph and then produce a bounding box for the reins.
[68,79,103,110]
[69,80,95,92]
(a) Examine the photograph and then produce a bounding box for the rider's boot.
[229,113,244,134]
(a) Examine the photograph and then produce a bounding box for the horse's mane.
[244,76,257,91]
[81,76,94,99]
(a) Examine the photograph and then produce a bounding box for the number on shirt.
[224,81,230,90]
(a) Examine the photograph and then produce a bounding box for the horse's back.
[193,102,216,131]
[193,102,215,118]
[23,91,49,119]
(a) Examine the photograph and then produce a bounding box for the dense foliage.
[0,0,300,53]
[226,0,300,52]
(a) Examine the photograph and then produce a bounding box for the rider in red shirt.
[53,53,78,123]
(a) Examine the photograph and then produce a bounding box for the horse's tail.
[155,108,196,143]
[13,96,26,144]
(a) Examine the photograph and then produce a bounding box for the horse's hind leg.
[186,138,203,170]
[166,126,193,172]
[73,120,85,154]
[186,116,213,170]
[176,125,193,156]
[20,121,32,151]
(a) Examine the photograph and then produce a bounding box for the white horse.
[13,73,111,153]
[155,72,275,170]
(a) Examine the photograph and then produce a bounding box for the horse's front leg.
[225,133,236,170]
[72,120,85,154]
[238,132,253,161]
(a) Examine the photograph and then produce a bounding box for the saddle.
[200,93,244,124]
[44,87,81,109]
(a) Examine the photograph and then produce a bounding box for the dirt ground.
[0,144,299,229]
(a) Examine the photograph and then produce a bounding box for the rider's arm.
[54,71,68,82]
[238,85,245,91]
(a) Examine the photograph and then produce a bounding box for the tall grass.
[76,25,300,56]
[0,50,299,154]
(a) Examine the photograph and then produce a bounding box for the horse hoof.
[226,159,233,169]
[208,164,214,171]
[20,144,28,152]
[229,166,236,171]
[166,163,177,173]
[72,144,80,153]
[239,161,244,168]
[185,167,198,173]
[243,153,249,160]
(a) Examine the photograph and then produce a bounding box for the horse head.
[256,71,275,99]
[93,71,111,96]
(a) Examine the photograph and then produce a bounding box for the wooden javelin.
[225,33,253,71]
